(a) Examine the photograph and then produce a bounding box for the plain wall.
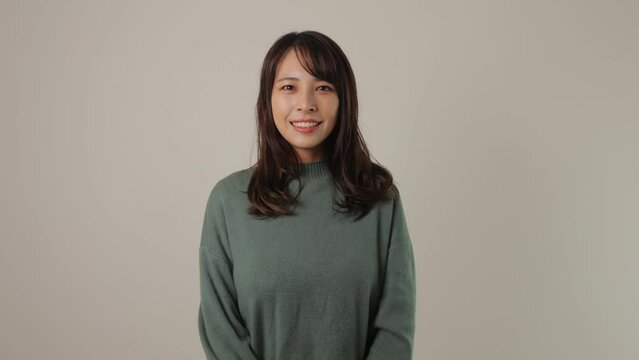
[1,0,638,359]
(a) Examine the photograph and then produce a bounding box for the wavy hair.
[247,30,398,221]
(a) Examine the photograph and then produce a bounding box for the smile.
[290,121,321,133]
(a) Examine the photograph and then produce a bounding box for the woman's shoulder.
[203,167,253,215]
[209,166,254,198]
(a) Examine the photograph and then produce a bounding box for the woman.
[198,30,416,360]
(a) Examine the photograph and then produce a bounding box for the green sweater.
[197,160,416,360]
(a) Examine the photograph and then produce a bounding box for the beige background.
[1,0,638,359]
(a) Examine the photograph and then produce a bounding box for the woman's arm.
[366,194,417,359]
[198,181,259,360]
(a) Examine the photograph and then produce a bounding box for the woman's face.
[271,48,339,163]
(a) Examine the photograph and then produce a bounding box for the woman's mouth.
[290,121,322,133]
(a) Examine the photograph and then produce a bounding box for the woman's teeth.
[291,122,320,127]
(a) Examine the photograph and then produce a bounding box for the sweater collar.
[295,159,329,179]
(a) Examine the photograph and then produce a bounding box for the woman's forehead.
[276,49,306,73]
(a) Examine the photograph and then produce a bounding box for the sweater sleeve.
[366,194,417,360]
[197,181,259,360]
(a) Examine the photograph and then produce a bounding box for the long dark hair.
[247,30,398,221]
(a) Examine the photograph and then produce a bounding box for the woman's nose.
[297,91,317,111]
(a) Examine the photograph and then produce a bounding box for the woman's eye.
[280,85,333,91]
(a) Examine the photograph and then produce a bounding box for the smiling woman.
[197,30,416,360]
[271,50,339,155]
[248,31,398,220]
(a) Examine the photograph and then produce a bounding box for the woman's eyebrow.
[276,76,324,83]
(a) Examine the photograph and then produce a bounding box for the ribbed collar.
[294,159,329,179]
